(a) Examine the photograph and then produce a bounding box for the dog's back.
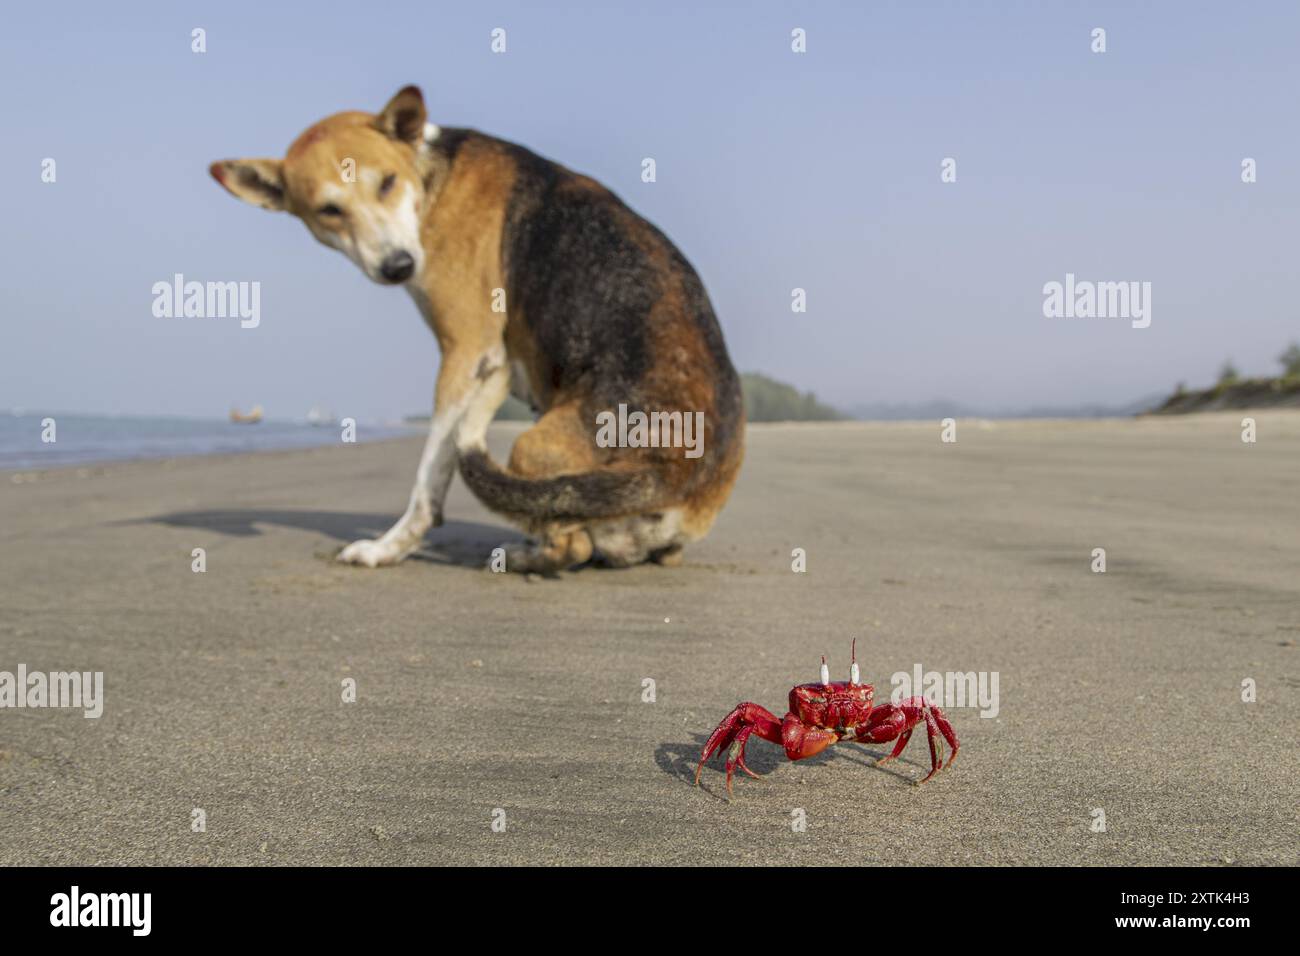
[437,130,745,564]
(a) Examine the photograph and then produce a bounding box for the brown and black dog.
[210,86,744,572]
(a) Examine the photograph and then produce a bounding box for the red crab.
[695,642,960,796]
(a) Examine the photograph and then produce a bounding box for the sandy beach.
[1,414,1296,866]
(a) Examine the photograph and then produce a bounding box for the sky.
[2,0,1298,421]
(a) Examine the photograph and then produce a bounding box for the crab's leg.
[694,702,783,792]
[857,696,960,782]
[857,702,907,751]
[931,704,960,768]
[875,728,912,765]
[909,697,959,782]
[721,724,761,795]
[921,707,944,781]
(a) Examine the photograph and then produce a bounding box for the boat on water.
[306,405,335,427]
[230,405,264,424]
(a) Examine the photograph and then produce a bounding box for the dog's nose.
[379,251,415,283]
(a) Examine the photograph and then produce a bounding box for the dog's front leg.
[337,347,504,568]
[336,412,457,567]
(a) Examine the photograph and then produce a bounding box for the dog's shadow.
[658,732,922,801]
[135,509,523,568]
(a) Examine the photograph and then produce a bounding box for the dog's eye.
[379,173,396,198]
[317,203,343,217]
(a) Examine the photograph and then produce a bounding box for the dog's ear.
[208,159,286,211]
[375,85,427,145]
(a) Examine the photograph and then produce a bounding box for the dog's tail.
[457,448,664,523]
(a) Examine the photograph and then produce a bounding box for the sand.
[1,413,1296,865]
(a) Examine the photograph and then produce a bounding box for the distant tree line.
[484,372,844,424]
[1215,342,1300,388]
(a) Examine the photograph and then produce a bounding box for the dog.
[210,86,744,572]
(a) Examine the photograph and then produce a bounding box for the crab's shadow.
[657,733,923,801]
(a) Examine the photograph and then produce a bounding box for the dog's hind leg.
[500,401,601,481]
[503,525,594,574]
[586,510,685,567]
[486,402,603,573]
[650,543,685,567]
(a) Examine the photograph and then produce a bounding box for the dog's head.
[210,86,431,285]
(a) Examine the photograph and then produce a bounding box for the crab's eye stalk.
[819,658,830,685]
[850,661,860,684]
[317,203,343,218]
[379,173,396,198]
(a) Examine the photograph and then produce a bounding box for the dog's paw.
[337,538,406,568]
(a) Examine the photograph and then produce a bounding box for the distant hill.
[1149,376,1300,414]
[741,373,843,422]
[1149,343,1300,414]
[469,374,846,424]
[846,394,1165,421]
